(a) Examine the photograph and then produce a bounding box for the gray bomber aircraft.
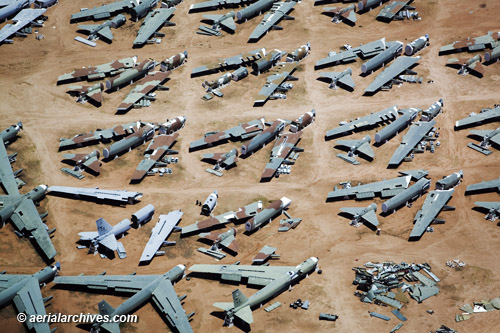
[103,123,155,160]
[78,216,131,259]
[334,135,374,165]
[74,14,126,47]
[436,170,462,190]
[327,174,411,201]
[468,127,500,155]
[0,140,56,262]
[70,0,135,22]
[387,120,437,168]
[0,0,31,21]
[0,8,47,45]
[375,107,420,144]
[254,62,298,106]
[318,68,355,91]
[315,38,386,69]
[247,0,297,42]
[260,131,303,182]
[241,119,286,156]
[339,203,379,229]
[53,264,194,333]
[57,56,137,84]
[381,177,430,214]
[188,257,319,327]
[376,0,418,22]
[191,48,265,77]
[245,197,291,232]
[439,31,500,55]
[364,56,421,94]
[133,7,176,46]
[0,263,59,333]
[139,210,183,264]
[454,105,500,130]
[361,41,403,74]
[117,71,172,112]
[410,189,455,240]
[326,105,398,139]
[322,4,357,26]
[47,186,142,205]
[1,121,22,145]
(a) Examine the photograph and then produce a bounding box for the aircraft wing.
[410,189,454,239]
[0,8,47,44]
[189,0,251,12]
[377,0,411,20]
[466,178,500,193]
[140,210,183,263]
[54,274,162,293]
[388,120,436,168]
[188,264,295,286]
[327,176,411,201]
[151,277,194,333]
[13,277,51,333]
[191,48,265,76]
[248,1,296,41]
[134,8,176,46]
[10,199,56,260]
[469,129,493,140]
[365,56,420,94]
[339,207,363,216]
[117,71,171,112]
[335,139,360,149]
[0,139,20,195]
[475,201,500,211]
[71,0,134,21]
[455,107,500,129]
[254,62,297,105]
[326,106,398,139]
[261,131,302,181]
[181,211,236,235]
[131,133,179,182]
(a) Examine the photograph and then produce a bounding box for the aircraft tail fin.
[232,289,248,308]
[98,299,115,316]
[96,218,112,236]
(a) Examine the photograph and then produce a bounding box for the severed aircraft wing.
[455,106,500,130]
[475,201,500,211]
[261,131,302,181]
[0,139,20,195]
[248,0,296,42]
[254,62,297,105]
[0,8,47,44]
[466,177,500,194]
[388,120,435,168]
[10,198,57,260]
[117,71,171,112]
[151,277,194,333]
[188,263,295,286]
[54,274,162,293]
[410,189,454,239]
[70,0,134,21]
[12,277,51,333]
[189,0,254,12]
[139,210,183,264]
[133,8,176,46]
[365,56,420,94]
[377,0,412,21]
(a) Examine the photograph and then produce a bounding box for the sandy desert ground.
[1,0,500,332]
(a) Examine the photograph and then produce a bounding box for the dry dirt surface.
[1,0,500,332]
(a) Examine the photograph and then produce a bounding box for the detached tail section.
[213,289,254,325]
[97,300,120,333]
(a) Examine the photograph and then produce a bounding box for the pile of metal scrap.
[446,259,466,270]
[456,297,500,322]
[352,261,441,311]
[289,298,309,310]
[433,325,457,333]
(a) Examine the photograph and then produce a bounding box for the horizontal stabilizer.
[213,302,234,311]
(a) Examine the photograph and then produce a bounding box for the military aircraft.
[454,105,500,130]
[252,49,286,74]
[335,135,374,165]
[181,200,263,235]
[446,54,484,77]
[241,119,286,155]
[357,0,389,11]
[326,105,398,140]
[70,0,136,22]
[57,56,137,84]
[326,175,411,201]
[421,99,443,122]
[191,48,266,77]
[436,170,462,190]
[410,189,455,240]
[131,133,179,183]
[0,140,56,262]
[465,176,500,195]
[291,109,316,133]
[47,186,142,205]
[0,264,59,333]
[405,34,429,55]
[202,148,239,176]
[314,0,356,5]
[322,4,357,25]
[339,203,379,229]
[252,245,279,264]
[261,131,303,181]
[61,150,102,178]
[58,120,141,150]
[188,257,319,327]
[375,107,420,144]
[102,123,155,160]
[245,197,291,232]
[387,120,437,168]
[0,8,47,44]
[381,177,430,214]
[105,59,156,91]
[133,7,176,46]
[66,82,104,106]
[201,72,233,100]
[161,51,188,71]
[376,0,418,22]
[247,0,297,42]
[74,14,126,47]
[0,0,31,21]
[78,216,131,259]
[190,118,265,151]
[117,71,171,112]
[364,56,421,94]
[199,228,238,254]
[361,41,403,74]
[473,202,500,222]
[54,265,194,333]
[189,0,255,12]
[315,38,386,69]
[197,11,236,36]
[254,62,298,106]
[439,31,500,55]
[468,127,500,155]
[139,210,183,264]
[318,68,355,90]
[485,45,500,63]
[1,121,22,145]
